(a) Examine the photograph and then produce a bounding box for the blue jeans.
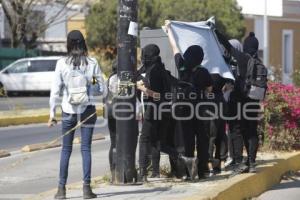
[59,105,97,186]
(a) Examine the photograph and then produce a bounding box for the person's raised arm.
[215,29,232,53]
[165,20,180,55]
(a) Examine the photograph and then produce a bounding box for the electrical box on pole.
[114,0,138,184]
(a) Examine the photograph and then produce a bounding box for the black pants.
[139,117,156,171]
[208,95,228,162]
[108,117,116,172]
[139,109,181,173]
[228,97,259,164]
[181,117,209,176]
[208,118,228,162]
[241,99,259,163]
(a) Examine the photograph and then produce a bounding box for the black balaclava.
[141,44,161,67]
[243,32,259,56]
[183,45,204,70]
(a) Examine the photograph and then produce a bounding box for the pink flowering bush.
[261,82,300,150]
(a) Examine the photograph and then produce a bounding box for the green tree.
[85,0,245,65]
[159,0,245,39]
[85,0,161,52]
[85,0,118,52]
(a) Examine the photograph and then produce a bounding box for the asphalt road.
[0,119,109,151]
[258,172,300,200]
[0,96,50,111]
[0,139,111,196]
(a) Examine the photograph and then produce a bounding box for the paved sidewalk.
[28,152,300,200]
[31,174,232,200]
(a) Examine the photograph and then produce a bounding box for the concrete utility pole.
[114,0,139,184]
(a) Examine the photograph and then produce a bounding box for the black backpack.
[242,56,268,100]
[171,69,201,118]
[160,68,197,104]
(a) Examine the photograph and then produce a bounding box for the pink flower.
[284,120,298,129]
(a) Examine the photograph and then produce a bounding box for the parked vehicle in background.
[0,57,60,95]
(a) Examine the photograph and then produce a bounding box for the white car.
[0,56,60,94]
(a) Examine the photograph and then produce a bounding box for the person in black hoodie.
[137,44,187,181]
[216,31,261,174]
[137,44,198,181]
[136,44,164,182]
[166,21,213,179]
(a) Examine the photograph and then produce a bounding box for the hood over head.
[183,45,204,69]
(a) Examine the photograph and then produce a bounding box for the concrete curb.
[21,134,105,153]
[0,149,11,158]
[0,107,103,127]
[21,141,61,152]
[0,114,49,127]
[184,152,300,200]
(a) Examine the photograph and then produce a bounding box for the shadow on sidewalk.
[68,187,171,199]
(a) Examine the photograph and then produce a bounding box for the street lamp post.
[263,0,269,67]
[114,0,138,184]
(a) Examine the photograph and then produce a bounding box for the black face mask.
[141,44,160,67]
[141,55,161,67]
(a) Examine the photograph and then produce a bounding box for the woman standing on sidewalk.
[48,30,106,199]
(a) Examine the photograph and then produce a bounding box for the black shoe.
[243,157,250,166]
[211,159,221,174]
[249,163,257,173]
[230,163,249,177]
[213,167,221,174]
[83,184,97,199]
[54,186,66,199]
[198,173,207,180]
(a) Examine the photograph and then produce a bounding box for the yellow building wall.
[67,19,87,39]
[269,20,300,72]
[244,18,255,40]
[244,18,300,75]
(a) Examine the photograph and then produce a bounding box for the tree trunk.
[11,26,20,48]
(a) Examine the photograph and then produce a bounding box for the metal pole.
[263,0,269,67]
[114,0,138,184]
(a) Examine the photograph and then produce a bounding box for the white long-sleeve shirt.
[49,57,107,118]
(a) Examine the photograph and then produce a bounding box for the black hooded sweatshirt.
[140,44,166,104]
[215,30,260,100]
[174,53,212,95]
